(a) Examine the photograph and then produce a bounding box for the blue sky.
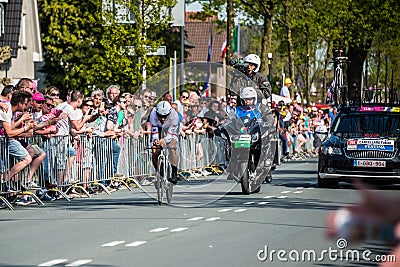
[187,2,202,12]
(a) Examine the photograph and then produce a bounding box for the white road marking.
[293,191,303,194]
[263,195,275,199]
[218,208,232,212]
[65,260,93,266]
[170,227,188,232]
[281,190,291,194]
[38,259,68,266]
[205,217,221,221]
[149,227,169,232]
[296,187,304,189]
[258,202,270,205]
[277,196,288,199]
[234,208,247,213]
[101,241,125,247]
[243,201,255,205]
[188,217,204,221]
[125,241,147,247]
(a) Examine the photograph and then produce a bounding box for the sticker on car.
[347,139,395,152]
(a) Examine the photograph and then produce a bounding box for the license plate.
[354,160,386,168]
[234,140,251,148]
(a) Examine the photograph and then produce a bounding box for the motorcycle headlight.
[251,132,259,142]
[321,146,342,155]
[230,135,239,142]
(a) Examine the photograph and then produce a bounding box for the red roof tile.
[185,20,226,63]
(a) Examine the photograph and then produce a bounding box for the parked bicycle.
[327,49,348,107]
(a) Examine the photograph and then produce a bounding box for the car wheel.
[317,173,338,188]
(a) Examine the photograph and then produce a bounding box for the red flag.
[220,39,227,58]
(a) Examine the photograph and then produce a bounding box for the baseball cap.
[32,92,45,101]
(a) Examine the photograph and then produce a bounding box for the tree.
[38,0,175,95]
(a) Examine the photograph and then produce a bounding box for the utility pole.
[226,0,234,64]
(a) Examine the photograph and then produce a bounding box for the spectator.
[280,77,292,99]
[327,181,400,267]
[0,85,14,112]
[163,93,172,103]
[197,97,209,117]
[177,90,190,115]
[105,96,124,176]
[45,86,63,106]
[140,89,152,108]
[91,89,104,112]
[122,92,133,106]
[16,78,35,95]
[105,85,120,106]
[0,91,35,184]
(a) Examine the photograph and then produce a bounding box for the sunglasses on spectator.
[181,95,189,99]
[135,105,142,108]
[50,93,60,97]
[45,102,55,108]
[144,95,151,99]
[119,100,126,103]
[35,100,45,104]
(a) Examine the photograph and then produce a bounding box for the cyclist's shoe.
[168,174,178,185]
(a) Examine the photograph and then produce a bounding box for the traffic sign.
[123,46,166,56]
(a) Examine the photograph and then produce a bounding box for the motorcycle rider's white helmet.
[240,87,257,105]
[244,54,261,72]
[156,101,172,117]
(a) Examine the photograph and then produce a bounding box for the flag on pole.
[232,25,238,53]
[220,39,227,58]
[203,18,213,96]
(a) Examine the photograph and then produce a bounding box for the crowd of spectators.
[0,79,338,205]
[272,100,337,160]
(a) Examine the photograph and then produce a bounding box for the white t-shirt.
[0,102,12,135]
[55,103,82,136]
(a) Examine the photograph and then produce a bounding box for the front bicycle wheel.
[157,161,164,205]
[165,163,173,204]
[166,183,173,204]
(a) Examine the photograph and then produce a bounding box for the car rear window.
[333,113,400,137]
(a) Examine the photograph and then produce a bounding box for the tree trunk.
[226,0,234,63]
[260,1,273,75]
[305,26,310,105]
[347,46,368,103]
[284,2,295,92]
[322,42,332,103]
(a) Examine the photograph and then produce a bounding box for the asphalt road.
[0,157,397,267]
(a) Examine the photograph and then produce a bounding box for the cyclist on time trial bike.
[150,101,179,185]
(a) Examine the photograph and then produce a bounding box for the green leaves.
[39,0,175,94]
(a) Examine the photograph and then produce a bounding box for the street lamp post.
[268,53,273,104]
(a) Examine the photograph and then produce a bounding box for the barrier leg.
[0,195,14,210]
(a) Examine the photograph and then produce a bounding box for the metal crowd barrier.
[0,131,228,209]
[178,133,225,179]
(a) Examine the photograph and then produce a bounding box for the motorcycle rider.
[229,54,272,103]
[214,87,263,181]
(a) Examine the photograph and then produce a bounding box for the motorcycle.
[216,107,277,194]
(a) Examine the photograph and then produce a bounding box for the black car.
[317,106,400,188]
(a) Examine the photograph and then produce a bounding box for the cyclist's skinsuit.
[149,108,179,169]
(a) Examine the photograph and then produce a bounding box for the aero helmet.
[156,101,172,117]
